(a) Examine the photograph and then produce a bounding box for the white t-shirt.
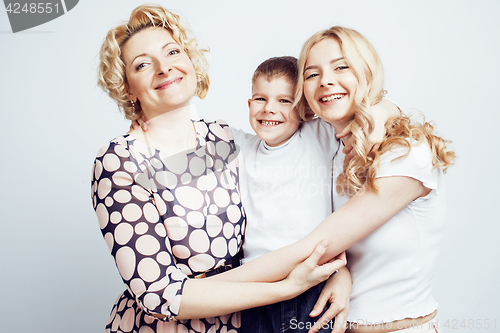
[333,140,446,323]
[231,118,339,263]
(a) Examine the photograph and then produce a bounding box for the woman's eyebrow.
[130,42,177,64]
[162,42,176,50]
[131,53,147,64]
[304,57,345,72]
[331,57,344,64]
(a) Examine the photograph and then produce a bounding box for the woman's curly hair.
[296,26,455,196]
[97,4,209,120]
[336,113,456,196]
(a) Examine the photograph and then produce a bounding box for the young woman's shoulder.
[378,140,441,192]
[380,140,433,168]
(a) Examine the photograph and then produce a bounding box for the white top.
[333,140,446,323]
[232,118,339,263]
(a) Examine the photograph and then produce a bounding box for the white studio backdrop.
[1,1,499,332]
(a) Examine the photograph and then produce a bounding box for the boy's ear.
[247,99,252,108]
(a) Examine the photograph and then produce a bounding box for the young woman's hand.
[129,114,150,131]
[283,241,346,298]
[365,98,400,145]
[336,125,355,159]
[308,266,351,333]
[337,99,400,159]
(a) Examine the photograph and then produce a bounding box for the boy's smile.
[259,120,282,126]
[248,76,301,147]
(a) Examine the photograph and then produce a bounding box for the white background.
[1,1,499,332]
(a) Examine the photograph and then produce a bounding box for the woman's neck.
[332,123,348,135]
[330,119,351,139]
[132,104,197,156]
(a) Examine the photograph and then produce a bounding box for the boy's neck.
[264,132,296,148]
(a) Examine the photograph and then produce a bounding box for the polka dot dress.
[91,120,246,333]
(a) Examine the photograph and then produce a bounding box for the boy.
[231,56,346,333]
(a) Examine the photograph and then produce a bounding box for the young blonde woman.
[92,5,346,333]
[216,27,455,333]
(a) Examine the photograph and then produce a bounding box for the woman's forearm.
[210,239,310,283]
[176,240,341,319]
[213,176,426,283]
[176,279,291,319]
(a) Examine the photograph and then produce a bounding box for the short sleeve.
[376,142,440,192]
[229,127,258,203]
[230,127,257,151]
[301,118,339,159]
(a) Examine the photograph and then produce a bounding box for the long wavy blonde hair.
[296,26,455,196]
[97,4,209,120]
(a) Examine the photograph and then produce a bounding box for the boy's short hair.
[252,56,298,87]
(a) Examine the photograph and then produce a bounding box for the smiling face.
[248,75,300,147]
[303,37,359,131]
[122,27,197,118]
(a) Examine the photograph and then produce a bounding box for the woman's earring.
[130,100,136,113]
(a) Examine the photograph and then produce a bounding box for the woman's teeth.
[260,120,280,126]
[321,94,344,102]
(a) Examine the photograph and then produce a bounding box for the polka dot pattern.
[91,119,245,333]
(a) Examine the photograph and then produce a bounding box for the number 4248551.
[444,319,496,330]
[5,3,60,14]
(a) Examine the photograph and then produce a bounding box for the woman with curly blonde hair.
[298,27,455,332]
[92,4,345,333]
[221,27,455,332]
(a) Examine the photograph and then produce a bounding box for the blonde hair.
[97,4,209,120]
[296,26,455,196]
[336,113,456,196]
[296,26,385,123]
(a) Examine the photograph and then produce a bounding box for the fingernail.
[320,240,328,248]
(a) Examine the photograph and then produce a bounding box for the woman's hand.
[129,114,149,131]
[337,99,400,159]
[308,266,351,333]
[365,98,400,145]
[283,241,346,298]
[336,125,355,159]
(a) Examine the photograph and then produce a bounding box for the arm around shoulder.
[217,174,429,284]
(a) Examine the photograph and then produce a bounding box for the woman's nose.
[156,59,171,76]
[320,73,336,87]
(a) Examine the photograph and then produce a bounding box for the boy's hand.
[284,241,346,298]
[308,266,351,333]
